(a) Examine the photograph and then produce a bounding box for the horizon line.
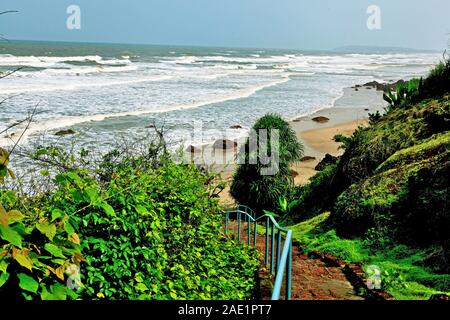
[1,37,441,54]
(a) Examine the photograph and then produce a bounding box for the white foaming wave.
[14,64,139,78]
[1,75,291,146]
[0,74,172,95]
[0,54,131,68]
[160,56,198,65]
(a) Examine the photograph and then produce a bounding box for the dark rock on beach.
[312,116,330,124]
[230,125,243,129]
[362,80,405,92]
[213,139,238,150]
[315,153,339,171]
[55,129,76,136]
[300,156,317,162]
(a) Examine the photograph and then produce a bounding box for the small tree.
[230,114,303,214]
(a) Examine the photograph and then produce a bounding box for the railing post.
[225,210,229,234]
[276,230,282,273]
[247,220,251,246]
[253,219,257,246]
[270,223,275,274]
[265,216,269,267]
[286,238,292,300]
[237,211,241,242]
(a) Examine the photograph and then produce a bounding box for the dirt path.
[227,221,364,300]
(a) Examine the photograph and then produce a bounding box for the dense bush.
[0,142,260,300]
[231,114,303,214]
[292,164,339,220]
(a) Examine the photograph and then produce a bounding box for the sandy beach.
[186,86,386,205]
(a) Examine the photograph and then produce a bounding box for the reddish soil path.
[227,221,364,300]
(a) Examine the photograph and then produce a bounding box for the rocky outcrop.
[362,80,405,92]
[55,129,76,136]
[315,153,339,171]
[300,156,317,162]
[312,116,330,124]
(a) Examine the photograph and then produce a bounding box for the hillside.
[290,58,450,299]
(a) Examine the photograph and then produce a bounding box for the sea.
[0,41,441,153]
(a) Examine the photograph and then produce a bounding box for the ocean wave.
[0,54,132,69]
[0,74,172,94]
[0,75,291,146]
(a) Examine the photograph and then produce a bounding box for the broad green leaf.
[8,210,24,223]
[17,273,39,293]
[36,222,57,241]
[14,253,33,271]
[135,283,148,292]
[0,259,8,273]
[44,243,66,259]
[0,271,9,288]
[51,209,64,221]
[41,283,68,300]
[278,196,287,211]
[64,221,75,236]
[0,225,22,247]
[100,203,115,216]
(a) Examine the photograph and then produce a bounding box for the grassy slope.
[288,70,450,299]
[290,213,450,300]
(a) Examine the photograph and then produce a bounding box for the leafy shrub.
[331,132,450,255]
[231,114,303,214]
[292,164,339,220]
[383,78,422,109]
[1,141,260,300]
[0,149,82,300]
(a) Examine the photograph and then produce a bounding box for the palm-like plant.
[231,114,303,214]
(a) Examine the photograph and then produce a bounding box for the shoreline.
[210,86,386,205]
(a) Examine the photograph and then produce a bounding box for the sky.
[0,0,449,51]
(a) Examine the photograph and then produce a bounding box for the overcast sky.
[1,0,449,50]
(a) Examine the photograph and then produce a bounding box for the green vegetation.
[231,114,303,214]
[0,140,259,300]
[291,58,450,299]
[290,213,450,300]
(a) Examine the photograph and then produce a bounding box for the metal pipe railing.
[224,206,293,300]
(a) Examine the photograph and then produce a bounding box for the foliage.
[292,60,450,276]
[383,78,422,109]
[1,140,260,300]
[331,131,450,254]
[0,149,82,300]
[292,164,339,220]
[289,213,450,300]
[231,114,303,214]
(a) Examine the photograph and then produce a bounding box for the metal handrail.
[224,207,292,300]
